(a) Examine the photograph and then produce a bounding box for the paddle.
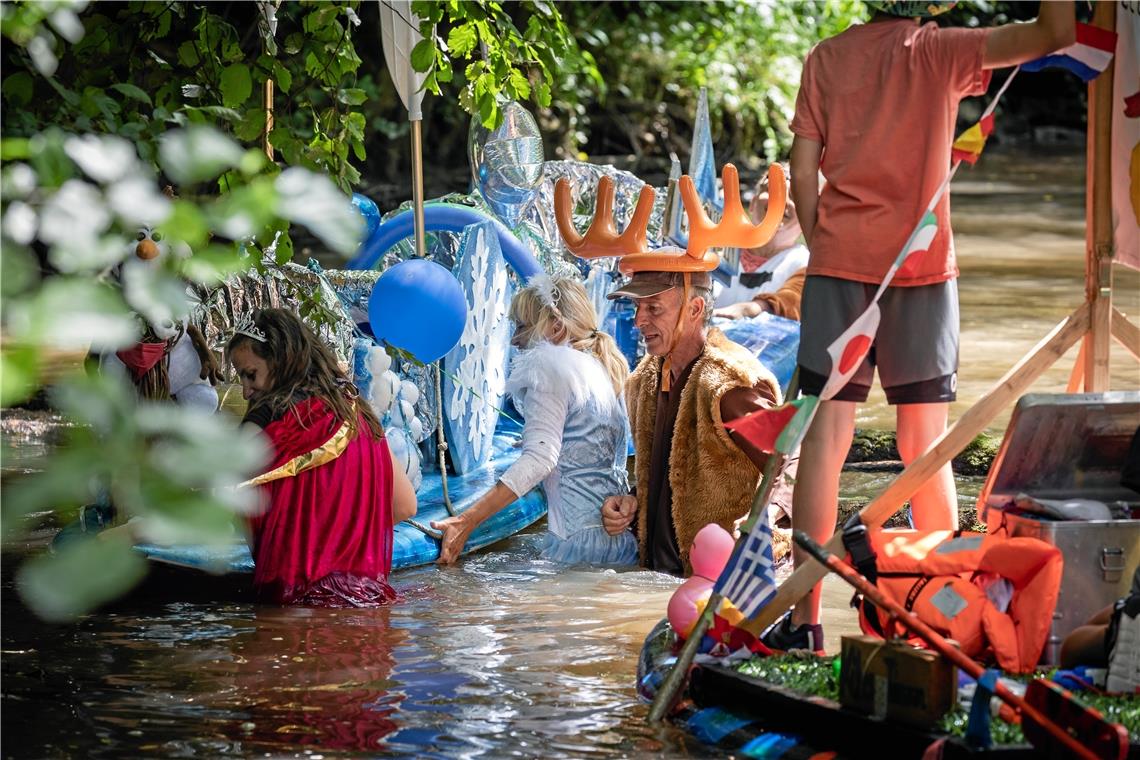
[794,530,1129,760]
[378,2,457,519]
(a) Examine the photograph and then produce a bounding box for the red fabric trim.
[115,341,167,379]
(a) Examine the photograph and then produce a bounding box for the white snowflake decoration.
[447,223,511,466]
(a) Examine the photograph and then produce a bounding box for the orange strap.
[660,273,692,393]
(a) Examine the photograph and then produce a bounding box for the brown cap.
[607,270,712,300]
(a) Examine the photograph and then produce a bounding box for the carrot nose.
[136,238,160,260]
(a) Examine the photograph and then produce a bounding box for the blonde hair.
[510,275,629,395]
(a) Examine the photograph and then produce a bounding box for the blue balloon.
[368,259,468,364]
[351,193,382,243]
[348,202,542,280]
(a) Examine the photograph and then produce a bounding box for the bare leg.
[790,399,856,626]
[896,402,957,530]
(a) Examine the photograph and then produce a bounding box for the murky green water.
[2,150,1135,758]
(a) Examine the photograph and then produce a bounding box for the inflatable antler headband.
[553,163,787,275]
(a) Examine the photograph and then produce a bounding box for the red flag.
[725,397,811,454]
[951,113,995,165]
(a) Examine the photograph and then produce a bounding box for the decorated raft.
[638,619,1140,758]
[136,418,545,574]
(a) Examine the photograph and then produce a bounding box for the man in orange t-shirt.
[764,0,1075,654]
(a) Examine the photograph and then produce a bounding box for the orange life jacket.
[845,528,1063,673]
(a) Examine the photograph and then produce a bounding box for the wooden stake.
[1066,339,1086,393]
[739,303,1090,637]
[1083,0,1117,392]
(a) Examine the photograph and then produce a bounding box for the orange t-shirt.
[791,19,991,286]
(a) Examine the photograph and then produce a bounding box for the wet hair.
[226,308,383,440]
[510,275,629,395]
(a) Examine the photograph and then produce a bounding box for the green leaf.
[2,72,34,106]
[110,82,152,106]
[448,24,478,57]
[272,61,292,93]
[478,93,497,128]
[336,88,367,106]
[17,535,148,622]
[177,40,200,67]
[157,199,209,249]
[0,345,41,406]
[410,39,436,72]
[508,68,531,100]
[178,243,245,285]
[6,277,136,352]
[219,63,252,108]
[158,125,244,185]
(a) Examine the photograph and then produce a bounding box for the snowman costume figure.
[100,226,220,412]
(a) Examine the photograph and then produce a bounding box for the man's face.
[633,288,685,356]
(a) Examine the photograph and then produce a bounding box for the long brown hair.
[510,276,629,395]
[226,308,383,439]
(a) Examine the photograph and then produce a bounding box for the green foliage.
[410,0,599,129]
[560,0,868,164]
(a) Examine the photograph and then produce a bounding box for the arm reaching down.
[432,385,568,564]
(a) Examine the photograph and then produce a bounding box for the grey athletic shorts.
[797,275,959,405]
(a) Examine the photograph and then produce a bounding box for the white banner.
[1113,2,1140,270]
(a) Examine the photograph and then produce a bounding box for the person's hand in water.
[431,513,474,564]
[601,495,637,536]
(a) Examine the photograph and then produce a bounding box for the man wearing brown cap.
[554,163,794,576]
[600,267,787,576]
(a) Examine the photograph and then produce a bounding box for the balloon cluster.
[354,341,429,491]
[666,523,736,638]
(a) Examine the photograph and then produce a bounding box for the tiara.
[233,312,267,343]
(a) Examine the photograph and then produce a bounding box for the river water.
[2,150,1137,758]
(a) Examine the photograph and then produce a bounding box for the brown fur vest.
[626,328,780,575]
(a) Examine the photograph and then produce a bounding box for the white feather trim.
[525,273,560,312]
[505,341,618,416]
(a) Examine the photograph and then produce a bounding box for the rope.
[434,362,456,516]
[403,517,442,540]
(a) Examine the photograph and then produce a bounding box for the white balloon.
[368,345,391,376]
[398,400,415,427]
[407,417,424,442]
[398,379,420,406]
[370,370,399,414]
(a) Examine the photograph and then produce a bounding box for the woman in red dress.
[227,309,417,606]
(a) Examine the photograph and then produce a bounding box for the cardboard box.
[839,636,956,728]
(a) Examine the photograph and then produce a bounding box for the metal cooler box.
[977,392,1140,665]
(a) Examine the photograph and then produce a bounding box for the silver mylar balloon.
[468,101,545,226]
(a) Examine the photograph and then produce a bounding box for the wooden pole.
[739,303,1091,637]
[1083,0,1117,391]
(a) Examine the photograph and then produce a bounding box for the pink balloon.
[689,523,735,580]
[667,576,714,638]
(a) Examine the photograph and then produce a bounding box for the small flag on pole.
[951,114,995,165]
[1022,22,1117,83]
[713,518,779,619]
[819,304,881,400]
[724,398,806,454]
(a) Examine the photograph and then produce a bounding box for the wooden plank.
[1066,338,1086,393]
[739,303,1090,637]
[1083,0,1117,392]
[1112,306,1140,361]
